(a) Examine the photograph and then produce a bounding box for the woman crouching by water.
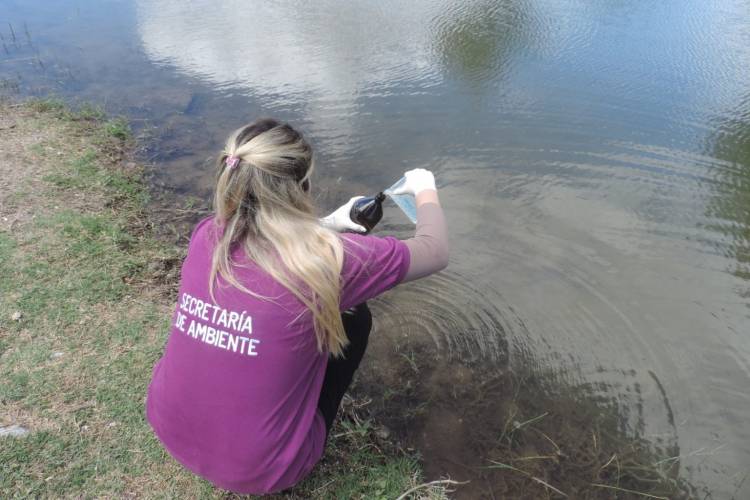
[145,119,448,494]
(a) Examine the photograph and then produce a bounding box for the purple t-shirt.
[146,216,410,494]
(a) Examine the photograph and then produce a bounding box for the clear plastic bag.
[384,177,417,224]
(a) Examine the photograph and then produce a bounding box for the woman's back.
[146,216,411,493]
[146,118,446,495]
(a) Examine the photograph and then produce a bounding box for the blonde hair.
[209,119,348,357]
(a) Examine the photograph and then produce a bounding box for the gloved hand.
[320,196,367,233]
[389,168,436,196]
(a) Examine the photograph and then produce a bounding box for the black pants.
[317,303,372,436]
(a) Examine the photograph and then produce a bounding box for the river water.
[2,0,749,496]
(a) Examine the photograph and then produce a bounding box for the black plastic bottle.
[349,192,386,233]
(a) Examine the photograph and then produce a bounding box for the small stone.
[50,351,64,359]
[80,425,89,432]
[0,425,29,437]
[11,311,22,321]
[107,422,117,428]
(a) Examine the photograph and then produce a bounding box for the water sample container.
[349,192,386,233]
[384,177,418,224]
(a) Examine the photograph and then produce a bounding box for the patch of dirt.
[0,105,64,232]
[0,103,128,232]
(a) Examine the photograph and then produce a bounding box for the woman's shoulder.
[338,232,410,267]
[339,232,400,251]
[337,232,411,308]
[195,215,215,232]
[184,215,218,254]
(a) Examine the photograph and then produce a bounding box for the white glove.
[389,168,436,196]
[320,196,367,233]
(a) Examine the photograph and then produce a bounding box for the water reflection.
[136,0,439,100]
[707,94,750,291]
[431,0,533,88]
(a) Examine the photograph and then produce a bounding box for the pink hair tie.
[226,155,240,169]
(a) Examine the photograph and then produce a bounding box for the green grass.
[75,102,107,121]
[27,96,66,114]
[28,97,135,155]
[102,117,132,141]
[0,101,444,499]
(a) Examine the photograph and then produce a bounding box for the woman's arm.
[322,169,448,283]
[391,170,449,282]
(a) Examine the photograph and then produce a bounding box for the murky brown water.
[3,0,750,496]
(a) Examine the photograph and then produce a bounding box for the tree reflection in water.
[706,93,750,295]
[431,0,533,89]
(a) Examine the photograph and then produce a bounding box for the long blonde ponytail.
[209,119,348,357]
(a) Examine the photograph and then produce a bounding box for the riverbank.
[0,99,705,499]
[0,99,449,499]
